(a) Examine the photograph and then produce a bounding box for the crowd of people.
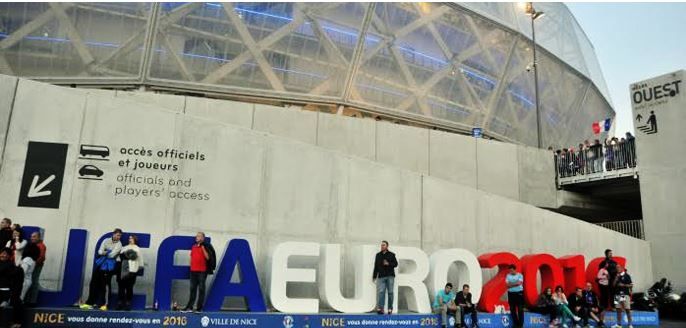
[501,249,632,328]
[551,133,637,178]
[374,243,634,328]
[0,218,47,328]
[2,224,218,327]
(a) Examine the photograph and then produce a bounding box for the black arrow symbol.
[636,114,643,122]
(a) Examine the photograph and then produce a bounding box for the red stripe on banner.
[592,121,600,134]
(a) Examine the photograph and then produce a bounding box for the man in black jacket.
[373,240,397,314]
[454,284,479,328]
[568,287,584,318]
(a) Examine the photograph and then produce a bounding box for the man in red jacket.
[183,232,215,313]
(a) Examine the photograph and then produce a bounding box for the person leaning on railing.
[592,139,603,173]
[625,132,636,168]
[605,138,615,171]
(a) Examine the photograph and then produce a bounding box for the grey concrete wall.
[118,92,557,207]
[517,145,557,208]
[0,75,17,172]
[0,79,88,287]
[184,97,254,128]
[0,79,654,310]
[376,121,429,175]
[428,129,477,188]
[115,90,186,113]
[253,104,317,144]
[316,113,376,161]
[476,138,520,201]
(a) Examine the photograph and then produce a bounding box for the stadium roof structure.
[0,2,614,148]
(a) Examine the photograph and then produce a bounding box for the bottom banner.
[20,308,659,328]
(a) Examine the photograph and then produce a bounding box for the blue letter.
[204,239,266,311]
[37,229,88,307]
[153,235,211,310]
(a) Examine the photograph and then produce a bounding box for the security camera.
[525,65,532,72]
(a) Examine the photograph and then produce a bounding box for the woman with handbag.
[80,228,123,310]
[117,235,144,311]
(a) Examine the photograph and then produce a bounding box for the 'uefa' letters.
[34,228,629,314]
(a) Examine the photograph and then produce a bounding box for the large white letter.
[319,244,376,313]
[268,242,320,313]
[393,246,431,313]
[428,249,483,304]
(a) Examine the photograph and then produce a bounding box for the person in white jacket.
[117,235,144,311]
[5,229,27,267]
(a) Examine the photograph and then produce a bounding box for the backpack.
[205,243,217,275]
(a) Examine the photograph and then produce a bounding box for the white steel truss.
[0,2,615,148]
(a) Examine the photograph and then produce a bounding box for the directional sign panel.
[18,141,68,209]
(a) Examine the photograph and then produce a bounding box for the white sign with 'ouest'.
[630,69,686,289]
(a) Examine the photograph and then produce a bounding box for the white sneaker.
[562,324,569,328]
[628,325,633,328]
[573,315,581,322]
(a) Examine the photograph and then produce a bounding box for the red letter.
[477,252,520,312]
[521,254,564,307]
[585,256,627,294]
[559,255,586,293]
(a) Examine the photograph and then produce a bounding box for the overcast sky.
[566,2,686,136]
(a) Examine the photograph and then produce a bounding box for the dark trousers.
[507,291,525,328]
[577,307,589,325]
[599,284,610,310]
[0,289,23,325]
[117,274,137,308]
[532,305,557,322]
[85,269,115,306]
[460,305,479,327]
[186,271,207,310]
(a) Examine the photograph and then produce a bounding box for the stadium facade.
[0,2,613,148]
[2,2,668,323]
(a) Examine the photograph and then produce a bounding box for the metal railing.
[596,220,645,240]
[554,139,637,181]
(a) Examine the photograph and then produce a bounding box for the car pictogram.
[79,165,104,178]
